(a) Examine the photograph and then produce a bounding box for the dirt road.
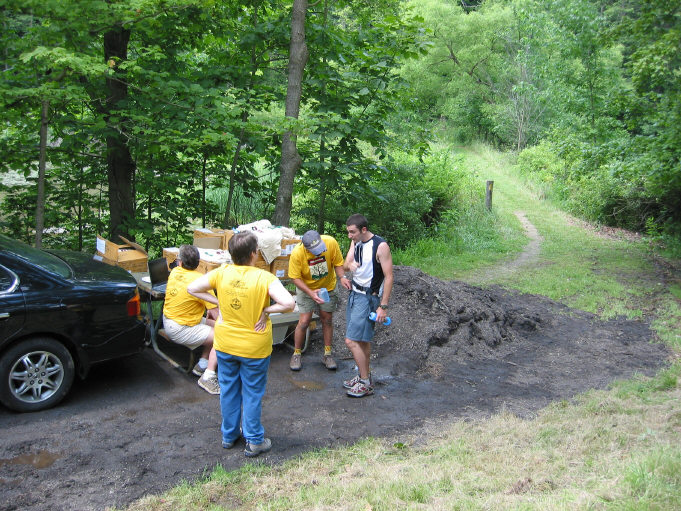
[0,266,669,511]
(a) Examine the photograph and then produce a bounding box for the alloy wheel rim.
[9,351,64,403]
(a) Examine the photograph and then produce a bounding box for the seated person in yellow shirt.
[162,244,220,395]
[288,230,346,371]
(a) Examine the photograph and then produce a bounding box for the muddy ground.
[0,266,670,511]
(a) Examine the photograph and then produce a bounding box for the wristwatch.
[379,304,388,310]
[340,275,349,280]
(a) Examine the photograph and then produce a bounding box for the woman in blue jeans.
[189,232,294,457]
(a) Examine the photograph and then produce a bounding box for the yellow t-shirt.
[163,266,216,326]
[288,235,344,291]
[207,264,277,359]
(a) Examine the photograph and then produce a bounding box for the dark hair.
[228,231,258,265]
[346,213,368,230]
[178,244,200,270]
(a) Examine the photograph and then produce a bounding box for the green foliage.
[294,154,433,250]
[402,0,549,149]
[292,146,474,250]
[515,140,561,197]
[399,0,681,236]
[1,0,424,252]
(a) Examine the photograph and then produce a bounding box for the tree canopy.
[1,0,679,252]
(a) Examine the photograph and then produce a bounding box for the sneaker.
[222,439,237,449]
[346,380,374,398]
[322,354,337,370]
[192,361,205,376]
[343,374,372,389]
[197,374,220,395]
[289,353,302,371]
[342,374,361,389]
[244,438,272,458]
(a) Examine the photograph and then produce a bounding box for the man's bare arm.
[376,242,393,322]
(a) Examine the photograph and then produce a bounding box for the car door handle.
[0,312,9,319]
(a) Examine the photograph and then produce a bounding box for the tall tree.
[102,26,136,238]
[274,0,308,226]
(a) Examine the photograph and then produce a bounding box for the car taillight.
[127,293,141,317]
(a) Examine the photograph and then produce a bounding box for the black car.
[0,234,147,412]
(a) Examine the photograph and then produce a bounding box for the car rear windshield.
[0,235,71,278]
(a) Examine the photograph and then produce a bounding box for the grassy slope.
[123,144,681,511]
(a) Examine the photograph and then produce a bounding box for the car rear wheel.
[0,337,75,412]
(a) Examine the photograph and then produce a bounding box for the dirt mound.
[376,266,541,359]
[336,266,669,393]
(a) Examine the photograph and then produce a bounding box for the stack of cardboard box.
[95,228,300,279]
[270,238,300,279]
[94,235,148,273]
[192,228,233,250]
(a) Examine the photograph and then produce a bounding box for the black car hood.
[48,250,139,286]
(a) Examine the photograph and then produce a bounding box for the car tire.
[0,337,75,412]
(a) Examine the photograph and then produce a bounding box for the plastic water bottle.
[368,311,391,325]
[318,287,330,303]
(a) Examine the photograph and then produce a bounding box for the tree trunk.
[223,127,244,228]
[201,155,207,228]
[273,0,308,226]
[316,139,327,233]
[77,165,84,251]
[34,99,49,248]
[104,27,136,239]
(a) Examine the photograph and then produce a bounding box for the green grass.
[394,143,528,278]
[394,205,527,278]
[121,143,681,511]
[422,143,670,322]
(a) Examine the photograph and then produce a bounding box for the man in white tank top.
[341,213,394,397]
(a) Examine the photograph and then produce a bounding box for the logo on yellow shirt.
[309,256,328,280]
[230,297,242,310]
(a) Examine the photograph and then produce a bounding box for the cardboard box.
[193,228,233,250]
[164,247,230,273]
[95,235,148,273]
[280,238,300,256]
[270,257,290,279]
[254,250,269,271]
[193,236,222,250]
[197,259,223,274]
[163,247,179,266]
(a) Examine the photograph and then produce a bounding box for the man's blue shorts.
[345,291,380,342]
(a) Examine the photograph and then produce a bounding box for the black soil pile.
[344,266,669,407]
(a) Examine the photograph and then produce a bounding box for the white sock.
[203,369,216,379]
[198,358,209,370]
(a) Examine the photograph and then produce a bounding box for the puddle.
[288,378,324,391]
[168,391,208,405]
[0,450,61,470]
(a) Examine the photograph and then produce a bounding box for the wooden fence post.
[485,180,494,210]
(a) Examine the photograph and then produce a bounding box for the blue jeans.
[216,351,271,445]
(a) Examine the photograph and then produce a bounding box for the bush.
[291,147,477,250]
[515,141,563,200]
